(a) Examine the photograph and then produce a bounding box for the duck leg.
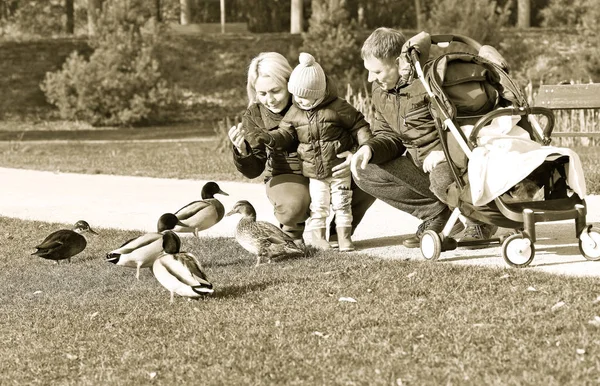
[193,228,199,238]
[170,291,175,304]
[136,262,142,280]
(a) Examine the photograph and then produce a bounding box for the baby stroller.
[407,34,600,267]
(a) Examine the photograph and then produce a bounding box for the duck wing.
[175,200,211,221]
[110,233,162,254]
[256,221,296,242]
[34,230,71,250]
[177,252,213,293]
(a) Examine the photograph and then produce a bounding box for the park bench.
[534,83,600,139]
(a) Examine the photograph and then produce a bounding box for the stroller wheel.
[501,234,535,268]
[579,226,600,261]
[420,230,442,261]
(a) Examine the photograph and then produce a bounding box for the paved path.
[2,167,600,277]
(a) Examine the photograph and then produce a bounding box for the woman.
[228,52,374,247]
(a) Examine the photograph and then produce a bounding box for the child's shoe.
[310,228,331,250]
[336,227,355,252]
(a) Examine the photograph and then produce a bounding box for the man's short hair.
[361,27,406,61]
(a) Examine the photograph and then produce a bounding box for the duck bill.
[218,189,229,196]
[106,253,120,264]
[225,209,237,217]
[88,228,99,235]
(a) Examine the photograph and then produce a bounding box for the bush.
[300,0,364,94]
[40,0,180,126]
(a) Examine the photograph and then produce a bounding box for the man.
[350,28,497,248]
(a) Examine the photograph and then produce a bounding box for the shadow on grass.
[355,235,405,249]
[213,279,286,299]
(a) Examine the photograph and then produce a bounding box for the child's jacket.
[272,82,372,179]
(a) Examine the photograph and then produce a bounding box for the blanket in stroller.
[464,115,587,206]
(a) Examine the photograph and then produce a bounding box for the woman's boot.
[336,227,355,252]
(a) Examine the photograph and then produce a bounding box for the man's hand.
[228,123,248,156]
[350,145,373,181]
[422,150,446,173]
[332,151,353,178]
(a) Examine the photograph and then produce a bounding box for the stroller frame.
[409,34,600,267]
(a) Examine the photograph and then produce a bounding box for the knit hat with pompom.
[287,52,326,99]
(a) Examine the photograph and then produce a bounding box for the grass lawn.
[1,216,600,385]
[1,123,600,384]
[0,126,599,193]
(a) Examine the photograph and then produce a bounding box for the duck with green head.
[32,220,98,264]
[106,213,186,280]
[173,181,229,237]
[226,200,305,266]
[152,230,214,303]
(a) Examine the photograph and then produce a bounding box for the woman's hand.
[422,150,446,173]
[350,145,373,181]
[228,123,248,156]
[332,151,353,178]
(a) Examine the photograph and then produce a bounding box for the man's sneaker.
[459,223,498,246]
[403,209,465,249]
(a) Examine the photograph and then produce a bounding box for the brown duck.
[226,200,304,266]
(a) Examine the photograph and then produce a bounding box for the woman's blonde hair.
[246,52,293,106]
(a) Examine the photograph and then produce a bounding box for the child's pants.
[306,174,353,230]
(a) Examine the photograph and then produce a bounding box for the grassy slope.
[1,216,599,385]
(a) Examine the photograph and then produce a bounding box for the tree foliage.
[424,0,511,47]
[300,0,363,93]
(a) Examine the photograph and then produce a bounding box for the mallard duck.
[32,220,98,264]
[106,213,184,280]
[173,181,229,237]
[152,230,214,303]
[226,200,305,266]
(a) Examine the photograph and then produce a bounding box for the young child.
[256,52,372,252]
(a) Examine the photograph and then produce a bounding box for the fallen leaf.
[312,331,329,338]
[149,372,157,379]
[499,274,510,279]
[416,334,424,339]
[367,288,372,293]
[551,301,566,311]
[90,312,99,320]
[593,296,600,305]
[588,316,600,327]
[65,353,77,360]
[33,290,42,295]
[407,271,417,279]
[275,320,281,327]
[339,297,357,303]
[396,378,404,386]
[576,348,586,355]
[527,286,536,292]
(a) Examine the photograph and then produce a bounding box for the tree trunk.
[517,0,530,28]
[220,0,225,33]
[65,0,74,34]
[87,0,103,36]
[155,0,162,22]
[180,0,191,25]
[290,0,303,34]
[414,0,422,31]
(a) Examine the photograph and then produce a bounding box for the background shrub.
[40,0,179,126]
[425,0,511,47]
[300,0,364,94]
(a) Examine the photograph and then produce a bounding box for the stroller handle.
[430,34,483,50]
[468,107,555,147]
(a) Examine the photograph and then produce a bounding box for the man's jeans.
[354,155,448,221]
